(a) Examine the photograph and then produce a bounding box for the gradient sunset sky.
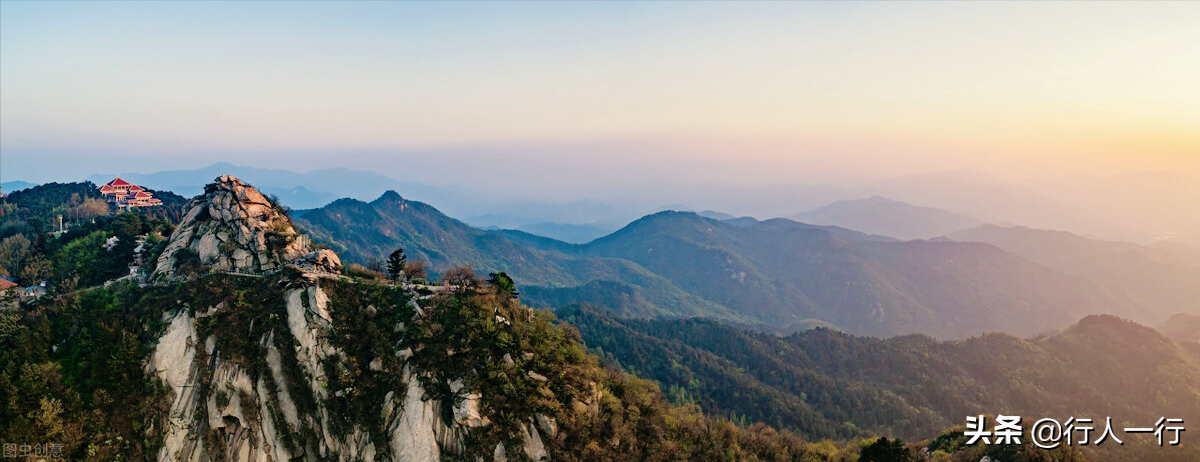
[1,1,1197,185]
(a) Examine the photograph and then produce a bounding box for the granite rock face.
[153,175,312,278]
[146,277,556,461]
[145,176,552,461]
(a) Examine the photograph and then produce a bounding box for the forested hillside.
[559,304,1200,461]
[0,182,184,284]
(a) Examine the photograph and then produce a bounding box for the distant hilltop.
[99,177,163,208]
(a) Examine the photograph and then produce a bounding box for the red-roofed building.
[100,177,162,209]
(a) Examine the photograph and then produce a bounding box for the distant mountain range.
[80,163,647,240]
[462,206,753,244]
[792,195,984,240]
[43,164,1198,247]
[15,165,1194,339]
[950,225,1200,315]
[1157,314,1200,343]
[293,190,1196,339]
[0,181,37,194]
[1020,172,1200,244]
[295,192,740,321]
[687,170,1200,246]
[85,162,463,211]
[508,222,614,244]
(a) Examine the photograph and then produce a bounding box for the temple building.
[99,177,163,208]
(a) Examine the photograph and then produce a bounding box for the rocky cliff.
[145,177,557,461]
[148,282,559,462]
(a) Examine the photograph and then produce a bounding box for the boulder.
[536,413,558,439]
[302,249,343,273]
[231,249,254,269]
[528,371,548,382]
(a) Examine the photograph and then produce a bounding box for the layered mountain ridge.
[294,192,1195,339]
[791,195,984,240]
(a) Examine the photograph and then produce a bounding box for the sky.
[2,1,1198,189]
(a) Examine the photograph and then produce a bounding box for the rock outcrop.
[148,281,559,462]
[300,248,342,273]
[145,176,552,462]
[153,175,311,279]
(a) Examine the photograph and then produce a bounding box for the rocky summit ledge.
[152,175,336,281]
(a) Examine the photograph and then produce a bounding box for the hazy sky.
[2,1,1198,187]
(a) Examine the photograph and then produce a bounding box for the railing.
[202,258,341,281]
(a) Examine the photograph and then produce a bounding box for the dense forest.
[0,211,174,289]
[1,182,185,237]
[558,304,1200,461]
[0,182,185,285]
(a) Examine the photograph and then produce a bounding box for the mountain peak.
[376,190,403,202]
[154,175,340,279]
[619,210,709,230]
[1054,314,1165,345]
[206,161,239,170]
[864,194,891,201]
[793,195,984,240]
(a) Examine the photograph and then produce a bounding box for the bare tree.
[366,258,385,274]
[64,198,110,221]
[441,264,476,289]
[403,260,428,281]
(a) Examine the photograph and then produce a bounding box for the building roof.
[96,177,162,207]
[0,278,17,291]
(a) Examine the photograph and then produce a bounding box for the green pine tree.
[386,248,406,281]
